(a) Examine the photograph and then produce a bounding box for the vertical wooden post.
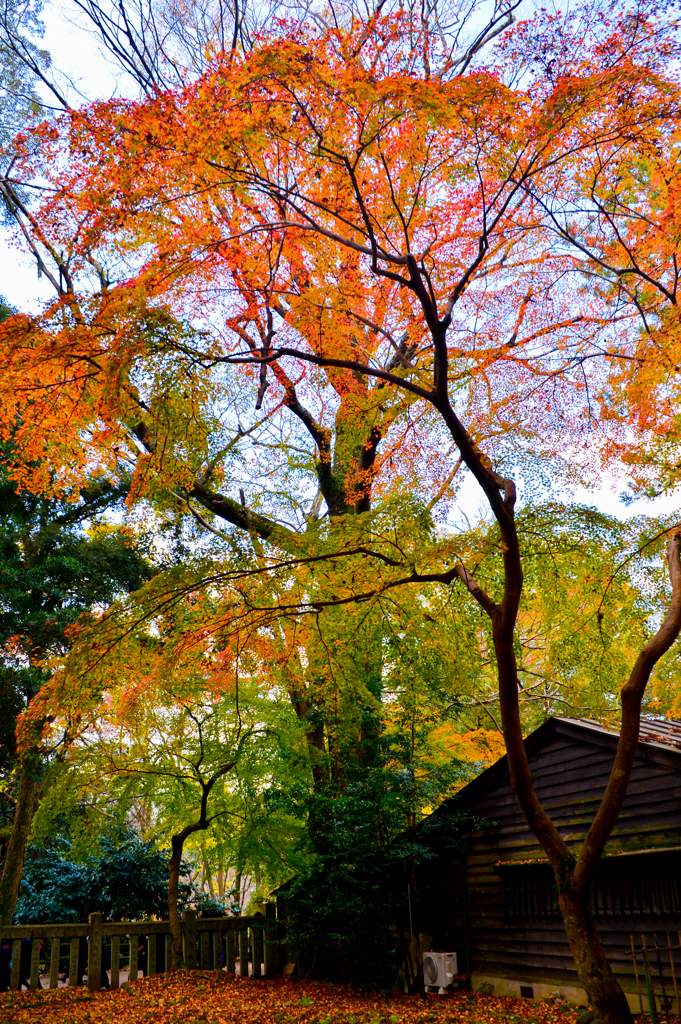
[68,936,79,987]
[148,932,157,975]
[226,928,236,975]
[183,910,197,969]
[165,934,173,975]
[88,912,103,991]
[200,930,209,969]
[668,932,680,1014]
[264,903,276,978]
[10,938,21,990]
[29,937,40,990]
[252,925,263,979]
[128,934,138,982]
[50,936,61,990]
[654,934,671,1024]
[238,928,249,977]
[110,935,120,989]
[212,930,223,972]
[643,934,658,1024]
[631,935,644,1016]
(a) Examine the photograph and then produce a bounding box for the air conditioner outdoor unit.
[422,951,457,991]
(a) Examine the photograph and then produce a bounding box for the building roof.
[560,716,681,754]
[439,715,681,813]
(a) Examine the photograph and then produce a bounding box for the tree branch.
[575,532,681,891]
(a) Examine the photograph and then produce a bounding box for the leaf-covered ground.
[0,971,588,1024]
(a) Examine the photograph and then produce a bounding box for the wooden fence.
[0,907,278,992]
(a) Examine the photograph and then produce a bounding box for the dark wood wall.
[416,721,681,994]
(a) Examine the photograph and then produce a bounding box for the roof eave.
[436,716,681,816]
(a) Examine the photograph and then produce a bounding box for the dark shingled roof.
[560,716,681,753]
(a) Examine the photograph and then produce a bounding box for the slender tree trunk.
[436,365,681,1024]
[201,844,214,895]
[168,833,186,970]
[558,885,634,1024]
[0,769,36,926]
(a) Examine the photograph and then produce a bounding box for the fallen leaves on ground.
[0,971,587,1024]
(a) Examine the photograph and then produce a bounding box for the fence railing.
[630,931,681,1021]
[1,907,278,993]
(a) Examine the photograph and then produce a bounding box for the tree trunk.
[201,845,214,895]
[168,834,185,970]
[0,769,36,926]
[439,376,681,1024]
[558,885,634,1024]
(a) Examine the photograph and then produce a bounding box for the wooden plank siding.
[416,718,681,997]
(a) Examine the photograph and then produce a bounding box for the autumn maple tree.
[34,648,299,967]
[2,0,681,1019]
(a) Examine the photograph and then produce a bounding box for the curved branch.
[575,532,681,891]
[453,563,498,617]
[226,346,434,402]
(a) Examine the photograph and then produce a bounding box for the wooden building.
[413,716,681,1008]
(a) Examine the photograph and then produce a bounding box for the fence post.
[128,933,139,981]
[50,936,61,989]
[110,935,120,989]
[183,910,197,969]
[29,937,40,990]
[239,927,249,977]
[10,938,21,991]
[213,929,223,972]
[88,912,103,991]
[200,929,209,969]
[68,936,79,986]
[254,924,264,979]
[226,928,236,975]
[264,903,276,977]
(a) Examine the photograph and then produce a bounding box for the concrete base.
[471,973,652,1013]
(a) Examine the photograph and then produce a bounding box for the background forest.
[0,0,681,1018]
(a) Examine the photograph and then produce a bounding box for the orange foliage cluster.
[2,6,681,504]
[428,727,506,772]
[0,972,584,1024]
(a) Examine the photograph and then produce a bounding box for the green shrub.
[14,828,192,923]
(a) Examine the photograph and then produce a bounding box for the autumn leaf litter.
[0,972,587,1023]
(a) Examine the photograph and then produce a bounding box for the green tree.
[278,690,474,989]
[36,655,302,966]
[0,451,152,925]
